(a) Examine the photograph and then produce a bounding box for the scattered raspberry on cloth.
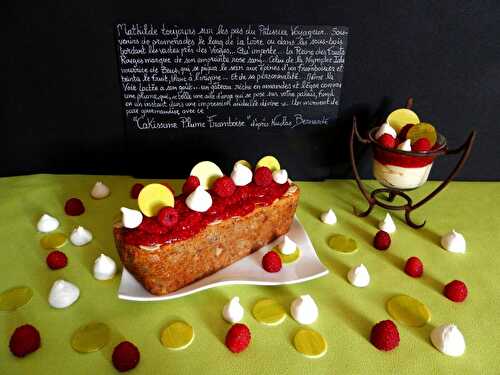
[225,323,251,353]
[404,256,423,277]
[130,183,144,199]
[112,341,140,372]
[370,320,400,351]
[444,280,468,302]
[64,198,85,216]
[46,250,68,270]
[373,230,391,250]
[9,324,41,357]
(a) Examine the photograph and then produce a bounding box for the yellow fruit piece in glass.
[406,122,438,147]
[386,295,431,327]
[235,160,252,169]
[386,108,420,133]
[40,233,67,249]
[190,161,224,189]
[138,183,175,217]
[328,234,358,253]
[161,321,195,350]
[256,156,281,172]
[71,322,111,353]
[272,247,301,264]
[252,298,287,325]
[0,286,33,311]
[293,328,328,358]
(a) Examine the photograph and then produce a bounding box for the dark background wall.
[3,1,499,180]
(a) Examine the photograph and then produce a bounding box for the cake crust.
[114,185,299,295]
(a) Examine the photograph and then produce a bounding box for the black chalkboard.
[115,24,348,178]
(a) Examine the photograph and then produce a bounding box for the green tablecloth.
[1,175,499,374]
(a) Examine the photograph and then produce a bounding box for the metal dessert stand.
[349,99,476,229]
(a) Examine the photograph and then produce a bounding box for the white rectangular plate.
[118,217,328,301]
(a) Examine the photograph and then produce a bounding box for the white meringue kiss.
[375,122,397,139]
[222,296,244,323]
[347,264,370,287]
[397,139,412,152]
[231,163,253,186]
[90,181,110,199]
[70,226,92,246]
[378,213,396,233]
[290,294,319,325]
[37,213,60,233]
[320,209,337,225]
[272,169,288,184]
[121,207,143,229]
[441,230,466,253]
[186,186,212,212]
[430,324,466,357]
[48,280,80,309]
[278,235,297,255]
[93,254,117,280]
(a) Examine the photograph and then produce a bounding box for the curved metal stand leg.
[354,201,375,217]
[404,208,426,229]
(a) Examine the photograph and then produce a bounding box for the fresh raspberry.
[112,341,140,372]
[444,280,468,302]
[254,167,273,187]
[64,198,85,216]
[161,182,176,195]
[46,250,68,270]
[212,176,236,198]
[378,133,396,149]
[225,323,251,353]
[156,207,179,228]
[262,251,282,273]
[130,183,144,199]
[412,138,432,152]
[9,324,41,357]
[398,124,414,141]
[370,320,400,351]
[183,176,200,195]
[373,230,391,250]
[404,257,423,277]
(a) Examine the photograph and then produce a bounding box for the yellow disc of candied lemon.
[137,183,174,217]
[0,286,33,311]
[256,156,281,172]
[386,108,420,133]
[71,322,111,353]
[406,122,438,146]
[252,299,287,325]
[272,247,301,264]
[386,295,431,327]
[235,160,252,169]
[161,321,195,350]
[293,328,328,358]
[328,234,358,253]
[40,233,68,249]
[190,161,224,189]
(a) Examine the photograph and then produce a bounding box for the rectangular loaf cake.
[114,184,299,295]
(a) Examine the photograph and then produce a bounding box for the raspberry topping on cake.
[254,167,273,187]
[262,250,282,272]
[112,341,140,372]
[225,323,251,353]
[412,138,432,152]
[212,176,236,198]
[9,324,41,358]
[130,183,144,199]
[444,280,468,302]
[182,176,201,195]
[378,134,397,149]
[46,250,68,270]
[64,198,85,216]
[370,320,400,351]
[157,207,179,228]
[373,230,391,250]
[404,257,423,277]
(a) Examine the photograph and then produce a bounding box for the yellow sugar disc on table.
[137,183,174,217]
[386,108,420,133]
[252,298,287,325]
[406,122,438,146]
[235,160,252,169]
[40,232,67,249]
[0,286,33,311]
[386,295,431,327]
[161,321,195,350]
[328,234,358,253]
[190,161,224,189]
[272,247,301,264]
[293,328,328,358]
[256,156,281,172]
[71,322,111,353]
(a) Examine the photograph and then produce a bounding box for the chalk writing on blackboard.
[116,24,348,131]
